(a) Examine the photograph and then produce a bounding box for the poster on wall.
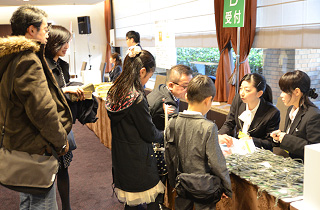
[155,20,176,70]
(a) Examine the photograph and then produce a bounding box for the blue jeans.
[19,183,58,210]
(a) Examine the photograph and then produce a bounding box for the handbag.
[169,117,223,204]
[0,147,59,195]
[175,166,223,204]
[153,143,167,176]
[0,52,59,195]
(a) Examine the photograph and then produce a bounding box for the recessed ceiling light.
[23,0,30,1]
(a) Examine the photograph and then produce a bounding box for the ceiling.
[0,0,105,6]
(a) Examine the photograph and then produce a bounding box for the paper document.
[220,137,256,156]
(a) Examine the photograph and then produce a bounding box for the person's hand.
[270,130,286,143]
[221,193,228,199]
[63,86,85,101]
[59,141,69,156]
[163,103,175,115]
[162,98,175,115]
[218,134,233,147]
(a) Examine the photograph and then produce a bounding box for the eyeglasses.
[172,82,188,89]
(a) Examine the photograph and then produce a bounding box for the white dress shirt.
[238,100,260,135]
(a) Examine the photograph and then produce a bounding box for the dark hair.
[45,25,71,58]
[167,64,193,83]
[10,5,48,36]
[240,73,273,103]
[279,70,318,109]
[187,75,216,103]
[126,31,140,43]
[110,52,122,70]
[108,50,155,104]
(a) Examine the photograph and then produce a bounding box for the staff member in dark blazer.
[109,52,122,82]
[271,70,320,161]
[219,73,280,150]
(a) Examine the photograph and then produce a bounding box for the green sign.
[223,0,245,28]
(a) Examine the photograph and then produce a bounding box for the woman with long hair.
[45,25,85,210]
[106,46,164,210]
[109,52,122,82]
[271,70,320,161]
[219,73,280,150]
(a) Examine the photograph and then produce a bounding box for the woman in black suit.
[271,70,320,161]
[219,73,280,150]
[109,52,122,82]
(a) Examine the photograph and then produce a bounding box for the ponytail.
[262,84,273,103]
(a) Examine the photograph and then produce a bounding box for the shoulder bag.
[0,53,59,195]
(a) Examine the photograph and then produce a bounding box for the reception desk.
[86,97,112,149]
[216,174,292,210]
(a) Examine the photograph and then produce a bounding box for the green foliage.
[232,48,263,74]
[177,47,263,75]
[248,48,263,74]
[176,48,220,76]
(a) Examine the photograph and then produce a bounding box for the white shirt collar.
[183,110,202,115]
[239,99,261,135]
[289,106,299,122]
[246,99,260,114]
[286,106,299,133]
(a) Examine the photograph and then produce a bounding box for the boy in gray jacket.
[165,75,232,210]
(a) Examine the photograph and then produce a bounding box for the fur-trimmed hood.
[0,36,40,59]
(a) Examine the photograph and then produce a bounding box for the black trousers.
[175,196,216,210]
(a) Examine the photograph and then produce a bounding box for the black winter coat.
[106,92,163,192]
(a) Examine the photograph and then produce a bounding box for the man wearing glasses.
[0,5,72,210]
[147,64,193,131]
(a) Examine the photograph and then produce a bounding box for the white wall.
[113,0,320,49]
[255,0,320,48]
[0,2,106,77]
[113,0,217,48]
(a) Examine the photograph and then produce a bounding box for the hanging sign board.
[155,20,176,69]
[223,0,245,28]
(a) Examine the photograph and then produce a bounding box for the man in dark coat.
[147,64,193,131]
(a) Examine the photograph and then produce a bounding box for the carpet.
[0,121,124,210]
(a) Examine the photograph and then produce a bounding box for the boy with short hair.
[165,75,232,210]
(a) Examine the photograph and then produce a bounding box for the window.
[177,47,220,77]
